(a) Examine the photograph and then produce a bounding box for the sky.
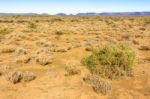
[0,0,150,14]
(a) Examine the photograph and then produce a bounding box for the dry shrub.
[15,47,27,56]
[35,48,53,65]
[6,71,36,84]
[83,74,111,95]
[55,46,69,52]
[36,39,52,47]
[15,55,31,64]
[0,46,16,53]
[22,71,36,82]
[65,66,81,76]
[7,32,26,41]
[81,44,136,79]
[6,71,23,84]
[93,80,111,95]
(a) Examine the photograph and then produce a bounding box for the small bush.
[83,74,111,95]
[93,80,111,95]
[81,44,136,79]
[6,71,36,84]
[35,52,53,65]
[65,66,81,76]
[6,71,23,84]
[15,47,27,56]
[22,71,36,82]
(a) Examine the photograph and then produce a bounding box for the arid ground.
[0,16,150,99]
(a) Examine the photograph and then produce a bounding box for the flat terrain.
[0,16,150,99]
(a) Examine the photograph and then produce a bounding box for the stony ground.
[0,16,150,99]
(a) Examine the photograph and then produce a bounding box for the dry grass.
[0,16,149,99]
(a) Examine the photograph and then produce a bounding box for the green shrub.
[81,44,136,79]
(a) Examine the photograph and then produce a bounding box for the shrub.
[93,80,111,95]
[83,74,111,95]
[35,51,53,65]
[65,66,81,76]
[22,71,36,82]
[6,71,23,84]
[15,47,27,56]
[81,44,136,79]
[6,71,36,84]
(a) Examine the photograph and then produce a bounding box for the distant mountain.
[0,13,49,16]
[56,13,67,16]
[76,12,150,16]
[0,12,150,16]
[100,12,150,16]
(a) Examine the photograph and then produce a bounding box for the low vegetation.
[82,44,136,79]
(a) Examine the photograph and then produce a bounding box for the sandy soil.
[0,16,150,99]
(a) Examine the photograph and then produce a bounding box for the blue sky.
[0,0,150,14]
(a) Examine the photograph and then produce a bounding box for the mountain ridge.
[0,12,150,16]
